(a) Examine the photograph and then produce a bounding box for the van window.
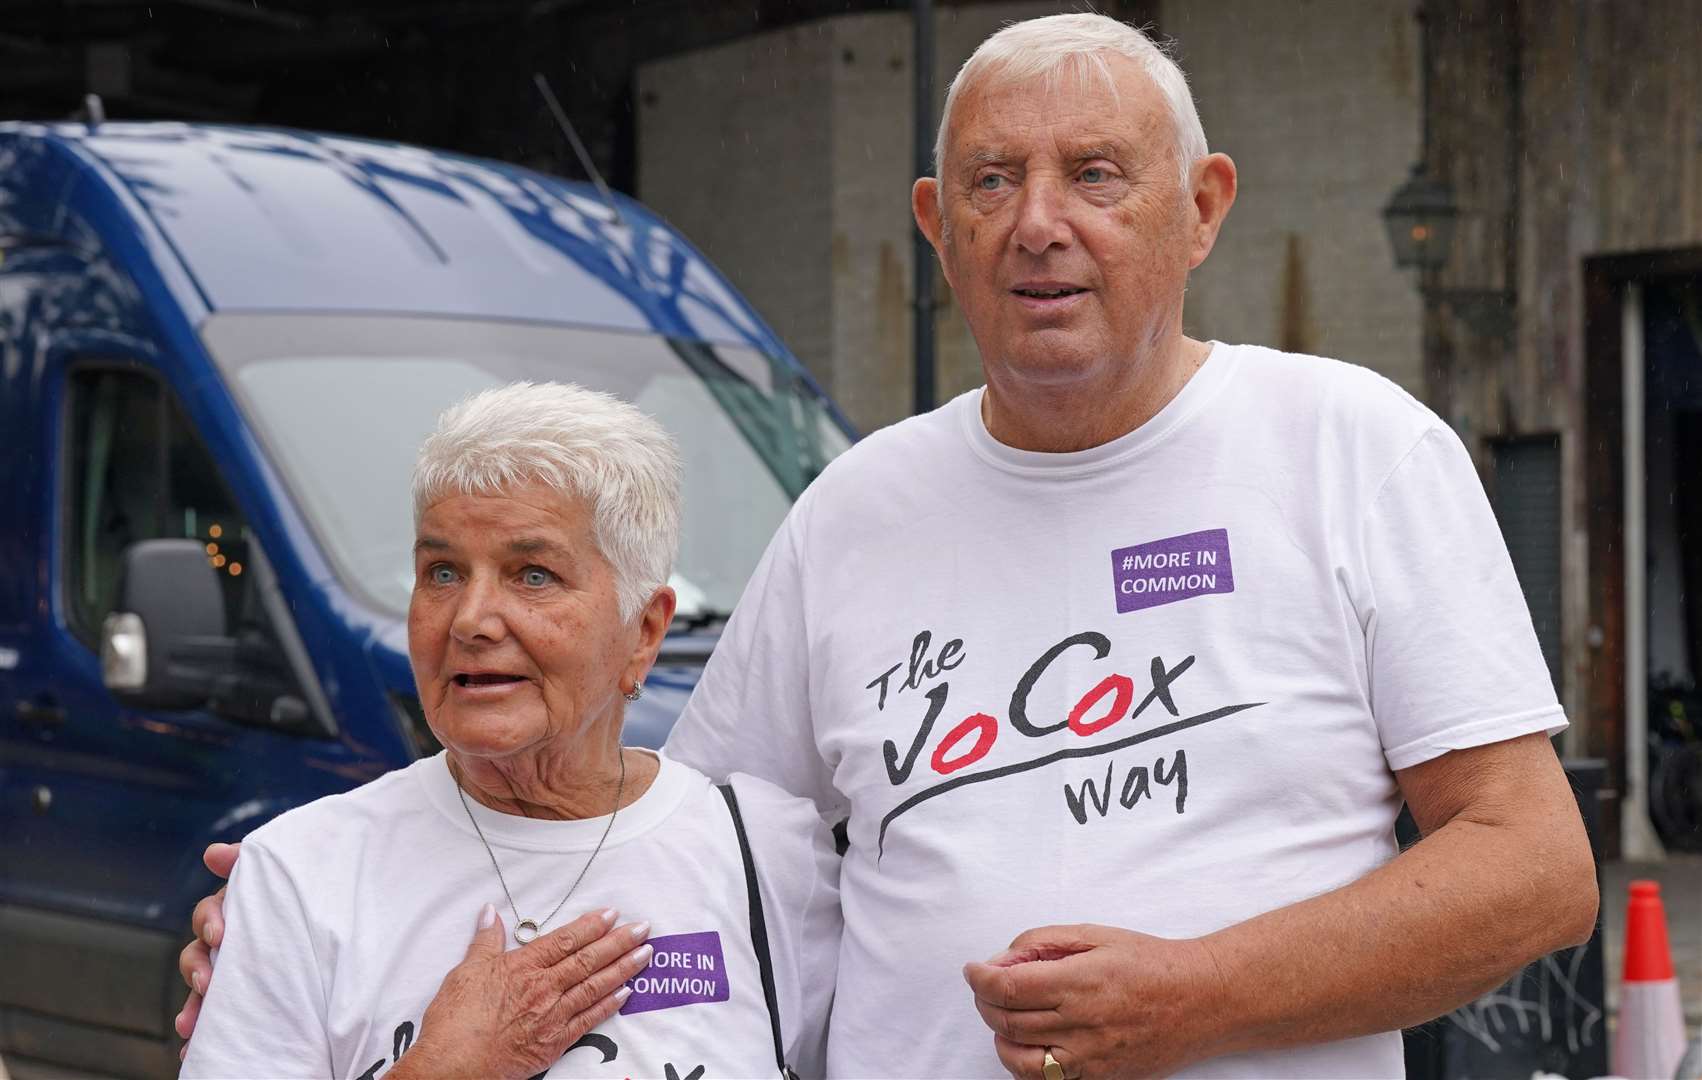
[201,313,852,622]
[63,368,253,643]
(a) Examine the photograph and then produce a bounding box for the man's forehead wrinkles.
[1068,141,1129,160]
[949,77,1169,162]
[955,134,1135,172]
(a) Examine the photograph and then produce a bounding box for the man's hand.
[964,924,1228,1080]
[174,841,241,1056]
[387,905,652,1080]
[967,735,1597,1079]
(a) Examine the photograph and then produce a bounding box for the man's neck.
[980,335,1214,453]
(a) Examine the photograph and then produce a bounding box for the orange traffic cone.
[1613,880,1688,1079]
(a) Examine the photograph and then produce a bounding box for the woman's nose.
[449,574,508,644]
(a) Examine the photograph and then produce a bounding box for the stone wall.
[637,0,1425,432]
[1428,0,1702,850]
[1169,0,1424,392]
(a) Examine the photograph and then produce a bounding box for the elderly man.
[180,12,1596,1078]
[665,12,1595,1078]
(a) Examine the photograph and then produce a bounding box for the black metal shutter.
[1490,436,1564,693]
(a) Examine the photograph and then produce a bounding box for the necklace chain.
[455,750,626,945]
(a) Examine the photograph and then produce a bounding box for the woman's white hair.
[412,382,682,622]
[935,12,1208,187]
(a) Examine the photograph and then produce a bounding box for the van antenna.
[532,72,623,227]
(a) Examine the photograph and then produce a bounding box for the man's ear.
[1187,153,1238,271]
[912,177,955,290]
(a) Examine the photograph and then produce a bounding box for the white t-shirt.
[665,343,1566,1079]
[181,751,840,1079]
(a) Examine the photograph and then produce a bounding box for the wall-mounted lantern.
[1381,4,1513,339]
[1381,163,1458,273]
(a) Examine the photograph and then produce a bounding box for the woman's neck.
[449,743,659,821]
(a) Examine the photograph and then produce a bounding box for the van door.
[0,359,316,1075]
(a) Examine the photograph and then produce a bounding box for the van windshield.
[201,313,850,622]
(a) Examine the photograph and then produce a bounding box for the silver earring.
[624,682,644,702]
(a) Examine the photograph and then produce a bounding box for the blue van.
[0,122,850,1078]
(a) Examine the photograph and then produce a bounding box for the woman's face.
[407,480,661,762]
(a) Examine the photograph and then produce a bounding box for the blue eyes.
[423,565,555,587]
[974,168,1111,191]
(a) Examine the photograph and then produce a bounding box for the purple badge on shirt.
[1111,529,1235,614]
[619,931,730,1015]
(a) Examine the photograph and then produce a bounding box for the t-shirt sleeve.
[665,504,842,817]
[731,774,842,1080]
[179,837,332,1079]
[1359,425,1567,771]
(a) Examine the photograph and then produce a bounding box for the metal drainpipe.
[1622,283,1668,860]
[912,0,937,415]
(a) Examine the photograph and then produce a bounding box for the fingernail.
[174,1010,185,1033]
[478,903,496,929]
[193,971,206,995]
[600,907,619,925]
[629,943,654,967]
[628,920,651,940]
[614,985,632,1004]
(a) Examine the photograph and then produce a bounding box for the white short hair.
[412,382,682,621]
[935,12,1208,187]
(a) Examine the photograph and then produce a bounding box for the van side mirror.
[101,539,230,710]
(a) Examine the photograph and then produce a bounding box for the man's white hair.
[412,382,682,622]
[935,12,1208,187]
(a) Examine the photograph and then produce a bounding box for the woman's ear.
[627,585,677,688]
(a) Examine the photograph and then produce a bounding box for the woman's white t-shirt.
[181,751,841,1079]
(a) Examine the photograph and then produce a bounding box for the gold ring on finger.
[1043,1048,1065,1080]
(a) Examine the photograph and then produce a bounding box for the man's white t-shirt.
[181,751,840,1079]
[665,343,1567,1078]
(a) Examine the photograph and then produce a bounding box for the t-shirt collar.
[416,748,693,852]
[959,341,1237,476]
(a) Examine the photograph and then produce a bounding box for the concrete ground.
[1603,853,1702,1032]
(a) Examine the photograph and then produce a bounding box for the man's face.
[921,56,1205,391]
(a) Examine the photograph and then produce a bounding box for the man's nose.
[449,573,508,644]
[1010,176,1074,255]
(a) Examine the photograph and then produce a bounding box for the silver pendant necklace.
[455,750,626,945]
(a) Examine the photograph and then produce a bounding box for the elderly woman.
[179,382,838,1079]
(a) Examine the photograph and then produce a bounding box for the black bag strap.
[717,783,794,1079]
